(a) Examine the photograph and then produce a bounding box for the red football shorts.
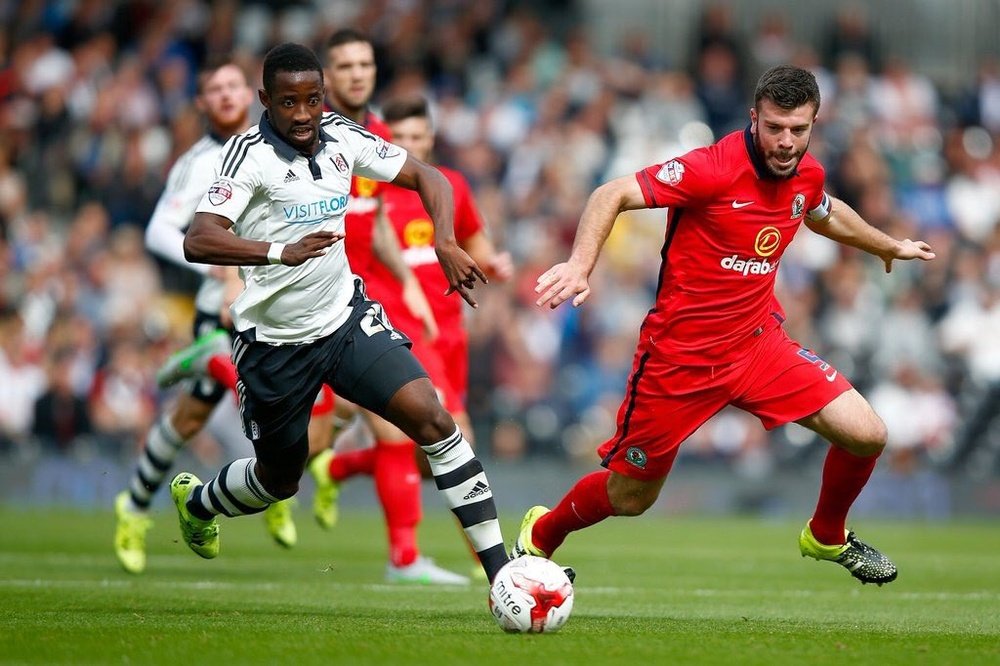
[362,277,463,414]
[598,319,852,481]
[311,384,336,417]
[410,338,463,414]
[430,328,468,409]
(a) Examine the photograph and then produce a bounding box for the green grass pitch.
[1,506,998,665]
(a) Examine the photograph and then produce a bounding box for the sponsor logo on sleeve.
[207,180,232,206]
[374,138,400,160]
[655,160,684,185]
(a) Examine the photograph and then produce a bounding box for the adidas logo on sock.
[283,169,299,183]
[463,480,489,500]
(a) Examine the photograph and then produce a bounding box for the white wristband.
[267,242,285,265]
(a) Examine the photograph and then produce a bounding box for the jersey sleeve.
[449,172,483,243]
[343,125,408,183]
[803,159,831,222]
[146,151,213,274]
[195,136,258,224]
[634,147,720,209]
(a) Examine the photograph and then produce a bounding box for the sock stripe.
[144,449,173,472]
[452,497,498,526]
[156,419,185,447]
[433,458,482,490]
[204,482,233,516]
[243,463,277,504]
[422,429,462,458]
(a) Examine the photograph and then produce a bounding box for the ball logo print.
[489,556,574,633]
[754,226,781,257]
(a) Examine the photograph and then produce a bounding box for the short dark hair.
[382,96,430,124]
[196,57,246,95]
[262,42,323,95]
[326,28,372,52]
[754,65,821,113]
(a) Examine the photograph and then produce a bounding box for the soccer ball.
[488,555,574,633]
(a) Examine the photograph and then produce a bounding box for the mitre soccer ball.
[488,555,574,633]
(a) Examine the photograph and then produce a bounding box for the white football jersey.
[145,133,227,315]
[195,112,407,343]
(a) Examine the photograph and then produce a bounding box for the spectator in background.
[32,347,93,453]
[0,307,47,451]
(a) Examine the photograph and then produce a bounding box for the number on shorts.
[359,303,393,337]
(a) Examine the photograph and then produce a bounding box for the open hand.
[281,231,345,266]
[437,240,488,307]
[535,262,591,309]
[883,239,935,273]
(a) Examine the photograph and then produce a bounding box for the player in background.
[113,60,262,574]
[311,95,513,580]
[170,43,510,585]
[513,65,934,586]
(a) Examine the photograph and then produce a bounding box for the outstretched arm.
[392,155,486,307]
[535,174,648,309]
[184,212,343,266]
[805,196,935,272]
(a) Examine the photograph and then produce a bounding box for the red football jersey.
[635,127,828,366]
[343,111,392,283]
[380,167,484,331]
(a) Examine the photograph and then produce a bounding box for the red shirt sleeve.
[635,147,720,209]
[448,171,484,243]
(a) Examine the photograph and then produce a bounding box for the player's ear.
[258,88,269,108]
[749,106,758,133]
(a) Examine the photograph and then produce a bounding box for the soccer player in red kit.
[513,65,935,586]
[313,95,512,582]
[377,96,513,435]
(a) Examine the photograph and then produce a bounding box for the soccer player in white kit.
[169,43,510,583]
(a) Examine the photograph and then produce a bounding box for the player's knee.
[262,476,299,500]
[844,417,888,457]
[411,404,456,445]
[611,493,656,517]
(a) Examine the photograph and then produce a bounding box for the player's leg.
[156,329,232,389]
[513,346,726,559]
[360,411,469,585]
[169,331,322,559]
[115,364,225,573]
[736,327,895,585]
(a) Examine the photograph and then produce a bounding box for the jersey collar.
[259,112,334,162]
[743,125,798,180]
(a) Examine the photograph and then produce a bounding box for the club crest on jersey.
[754,226,781,257]
[207,180,232,205]
[655,160,684,185]
[330,153,349,173]
[791,193,805,219]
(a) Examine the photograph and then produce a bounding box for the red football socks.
[328,447,376,482]
[810,444,880,546]
[206,355,238,393]
[533,470,615,556]
[374,441,422,567]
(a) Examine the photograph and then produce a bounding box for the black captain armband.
[806,192,832,222]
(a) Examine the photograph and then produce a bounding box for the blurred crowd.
[2,0,1000,487]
